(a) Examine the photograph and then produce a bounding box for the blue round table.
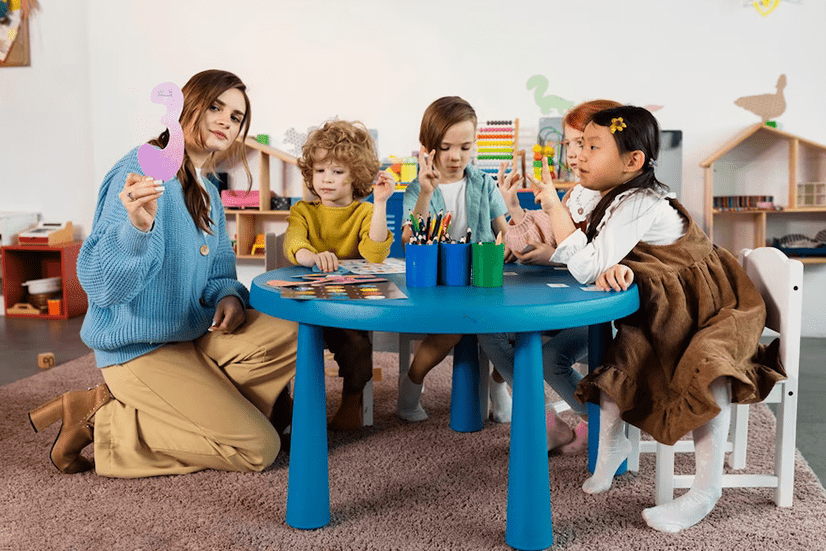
[250,263,638,550]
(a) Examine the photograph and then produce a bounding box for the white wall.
[2,0,826,335]
[0,0,95,236]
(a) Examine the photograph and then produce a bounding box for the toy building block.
[400,160,417,183]
[38,352,56,369]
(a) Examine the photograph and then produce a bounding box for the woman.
[28,69,297,477]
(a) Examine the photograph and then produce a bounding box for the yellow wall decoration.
[753,0,780,17]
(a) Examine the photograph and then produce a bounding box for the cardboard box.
[17,221,74,246]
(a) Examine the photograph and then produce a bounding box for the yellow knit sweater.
[284,200,393,265]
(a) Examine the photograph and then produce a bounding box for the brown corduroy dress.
[575,199,786,446]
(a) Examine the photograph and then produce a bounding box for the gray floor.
[2,315,823,485]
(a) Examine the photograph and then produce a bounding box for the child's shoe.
[546,407,575,452]
[558,420,588,454]
[397,375,428,421]
[489,378,512,423]
[329,390,363,430]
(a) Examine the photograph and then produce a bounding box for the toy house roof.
[243,137,297,164]
[700,123,826,168]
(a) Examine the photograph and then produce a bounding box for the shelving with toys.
[701,123,826,264]
[1,241,87,319]
[223,137,298,260]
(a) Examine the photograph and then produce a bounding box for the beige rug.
[2,351,825,550]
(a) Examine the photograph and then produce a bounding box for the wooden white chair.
[626,246,802,507]
[264,232,377,426]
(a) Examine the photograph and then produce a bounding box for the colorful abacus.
[475,119,520,184]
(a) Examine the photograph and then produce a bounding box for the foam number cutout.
[138,82,184,181]
[753,0,780,16]
[526,75,575,115]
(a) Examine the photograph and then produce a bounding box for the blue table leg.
[285,323,330,529]
[507,331,553,550]
[450,334,483,433]
[587,323,627,476]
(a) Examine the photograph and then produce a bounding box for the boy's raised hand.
[373,171,395,203]
[417,147,440,194]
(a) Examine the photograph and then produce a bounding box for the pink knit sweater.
[504,209,555,253]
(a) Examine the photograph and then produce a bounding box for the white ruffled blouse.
[551,188,686,284]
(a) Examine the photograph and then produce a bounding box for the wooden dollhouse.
[701,123,826,263]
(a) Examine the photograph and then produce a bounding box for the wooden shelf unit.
[226,138,298,260]
[1,241,88,319]
[701,123,826,264]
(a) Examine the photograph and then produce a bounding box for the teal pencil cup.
[405,243,438,287]
[438,242,472,286]
[471,242,505,287]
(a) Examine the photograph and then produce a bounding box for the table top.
[250,263,639,334]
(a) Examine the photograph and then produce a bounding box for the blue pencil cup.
[405,243,438,287]
[438,242,471,286]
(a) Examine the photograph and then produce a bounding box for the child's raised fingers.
[417,147,429,169]
[427,149,436,171]
[497,161,508,181]
[541,155,553,182]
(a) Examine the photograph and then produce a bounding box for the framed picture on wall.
[1,4,30,67]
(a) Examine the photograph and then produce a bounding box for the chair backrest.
[265,232,289,271]
[739,247,803,379]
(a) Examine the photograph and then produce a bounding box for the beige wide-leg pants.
[93,310,297,478]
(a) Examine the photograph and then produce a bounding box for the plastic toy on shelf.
[250,234,266,256]
[221,190,273,210]
[380,154,418,190]
[531,144,556,181]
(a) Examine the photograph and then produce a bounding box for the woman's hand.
[526,156,562,213]
[372,171,395,204]
[417,147,440,195]
[314,251,340,273]
[120,173,164,232]
[595,264,634,292]
[210,295,246,334]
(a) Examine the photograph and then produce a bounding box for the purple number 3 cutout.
[138,82,184,181]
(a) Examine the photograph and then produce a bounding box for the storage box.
[0,212,40,246]
[221,190,275,209]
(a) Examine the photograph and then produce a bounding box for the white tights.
[582,392,631,494]
[642,377,731,533]
[584,378,732,533]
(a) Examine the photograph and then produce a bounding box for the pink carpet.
[3,351,826,550]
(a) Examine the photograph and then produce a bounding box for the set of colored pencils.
[406,210,468,244]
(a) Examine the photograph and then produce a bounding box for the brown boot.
[329,390,363,431]
[28,384,113,474]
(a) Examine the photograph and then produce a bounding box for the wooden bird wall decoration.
[734,74,786,122]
